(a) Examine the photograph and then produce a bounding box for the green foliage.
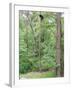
[19,11,64,77]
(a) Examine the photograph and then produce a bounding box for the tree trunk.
[38,15,41,72]
[60,17,64,77]
[24,19,29,60]
[56,13,61,77]
[27,16,38,57]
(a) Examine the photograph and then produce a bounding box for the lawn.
[19,71,56,79]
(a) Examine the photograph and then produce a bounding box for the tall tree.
[38,13,44,72]
[60,15,64,77]
[56,13,61,77]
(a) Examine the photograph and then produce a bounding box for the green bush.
[19,62,32,74]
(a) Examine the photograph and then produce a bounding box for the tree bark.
[56,13,61,77]
[60,17,64,77]
[39,26,41,72]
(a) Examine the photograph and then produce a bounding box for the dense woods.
[19,10,64,79]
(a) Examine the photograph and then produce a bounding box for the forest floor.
[19,71,56,79]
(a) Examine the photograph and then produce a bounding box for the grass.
[19,71,56,79]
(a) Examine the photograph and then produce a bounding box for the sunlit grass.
[20,71,56,79]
